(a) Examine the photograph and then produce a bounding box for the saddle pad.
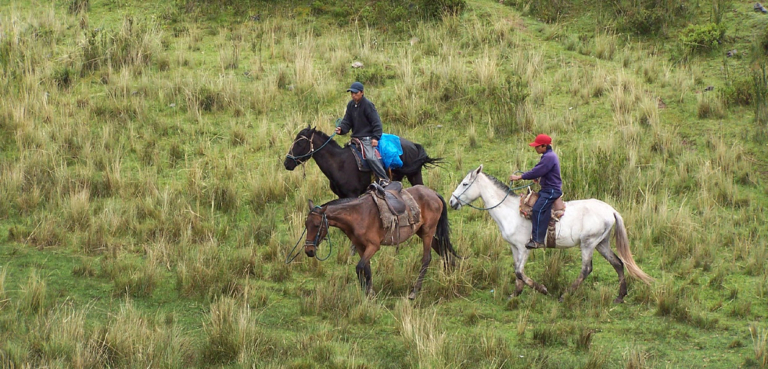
[370,191,421,245]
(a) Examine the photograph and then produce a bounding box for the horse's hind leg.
[561,246,596,301]
[596,239,627,303]
[406,171,424,186]
[408,235,434,300]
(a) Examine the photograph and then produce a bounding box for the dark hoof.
[613,298,624,304]
[408,292,417,300]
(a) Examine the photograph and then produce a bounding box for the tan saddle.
[369,181,406,215]
[519,189,566,248]
[368,182,420,245]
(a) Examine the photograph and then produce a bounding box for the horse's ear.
[308,200,314,211]
[476,164,484,174]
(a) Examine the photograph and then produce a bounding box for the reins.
[285,209,334,263]
[285,120,341,163]
[453,171,533,211]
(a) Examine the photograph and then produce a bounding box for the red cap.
[528,134,552,147]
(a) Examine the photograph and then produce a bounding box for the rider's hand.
[509,174,522,181]
[372,139,378,147]
[335,127,341,134]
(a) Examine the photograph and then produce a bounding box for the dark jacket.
[521,147,562,191]
[338,97,382,140]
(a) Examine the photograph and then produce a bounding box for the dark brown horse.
[284,127,441,198]
[304,185,458,299]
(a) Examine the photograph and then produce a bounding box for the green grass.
[0,0,767,367]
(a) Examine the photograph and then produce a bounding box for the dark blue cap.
[346,81,364,93]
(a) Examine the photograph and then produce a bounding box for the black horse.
[284,126,441,198]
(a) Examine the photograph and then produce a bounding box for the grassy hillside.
[0,0,767,367]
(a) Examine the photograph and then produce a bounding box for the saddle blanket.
[369,189,420,245]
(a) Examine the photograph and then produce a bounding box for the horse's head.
[284,126,316,170]
[450,165,485,210]
[304,200,328,258]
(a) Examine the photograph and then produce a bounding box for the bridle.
[451,171,532,211]
[285,208,333,263]
[285,130,337,165]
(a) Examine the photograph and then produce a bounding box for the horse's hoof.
[613,298,624,304]
[540,287,549,295]
[408,292,417,300]
[558,295,565,303]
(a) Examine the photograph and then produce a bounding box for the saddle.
[347,138,383,172]
[519,189,566,249]
[368,182,420,245]
[369,182,406,215]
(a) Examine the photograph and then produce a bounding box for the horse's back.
[561,199,619,226]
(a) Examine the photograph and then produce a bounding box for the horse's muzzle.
[449,196,461,210]
[284,157,297,170]
[304,245,316,257]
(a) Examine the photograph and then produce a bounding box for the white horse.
[449,165,653,303]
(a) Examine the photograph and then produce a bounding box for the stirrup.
[525,240,543,250]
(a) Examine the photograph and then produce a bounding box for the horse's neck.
[309,136,348,179]
[478,175,523,226]
[324,200,365,233]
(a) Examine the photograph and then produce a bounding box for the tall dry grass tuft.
[750,324,768,367]
[395,300,447,367]
[593,33,618,60]
[176,241,245,299]
[0,269,6,310]
[203,296,283,365]
[95,299,194,367]
[610,72,640,118]
[19,270,47,315]
[696,93,726,119]
[299,270,363,318]
[623,345,651,369]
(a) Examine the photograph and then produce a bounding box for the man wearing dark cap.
[509,134,562,249]
[335,81,390,186]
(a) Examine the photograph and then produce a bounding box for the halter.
[285,125,339,164]
[451,171,532,211]
[285,208,333,263]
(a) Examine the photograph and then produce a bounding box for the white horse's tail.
[613,212,654,285]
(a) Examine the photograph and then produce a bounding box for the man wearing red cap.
[509,134,562,249]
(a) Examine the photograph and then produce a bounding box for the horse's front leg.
[514,247,549,295]
[408,235,433,300]
[356,244,380,295]
[510,245,525,297]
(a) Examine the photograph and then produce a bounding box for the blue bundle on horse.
[284,126,441,198]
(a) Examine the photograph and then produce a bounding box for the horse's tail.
[399,141,443,173]
[613,212,653,285]
[435,193,461,267]
[416,143,443,169]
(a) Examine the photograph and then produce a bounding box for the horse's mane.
[482,172,520,197]
[320,197,358,207]
[301,127,342,149]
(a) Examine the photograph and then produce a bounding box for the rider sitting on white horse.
[509,134,562,250]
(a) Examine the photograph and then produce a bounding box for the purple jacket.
[521,147,562,191]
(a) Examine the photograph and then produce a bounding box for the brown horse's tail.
[613,212,653,285]
[436,194,461,267]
